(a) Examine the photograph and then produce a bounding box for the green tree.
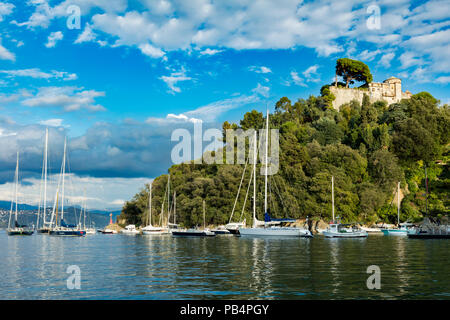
[335,58,373,88]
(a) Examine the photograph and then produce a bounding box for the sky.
[0,0,448,209]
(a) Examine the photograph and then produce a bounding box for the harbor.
[1,229,448,299]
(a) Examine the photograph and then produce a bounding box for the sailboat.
[225,154,249,234]
[172,200,215,237]
[238,113,312,238]
[408,165,450,239]
[81,190,95,234]
[48,138,85,236]
[7,152,34,236]
[381,182,410,236]
[36,128,51,234]
[322,176,368,238]
[142,182,169,235]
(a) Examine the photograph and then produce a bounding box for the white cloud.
[379,52,396,68]
[74,23,97,44]
[249,66,272,74]
[252,83,270,97]
[39,119,64,127]
[45,31,63,48]
[0,68,77,81]
[290,71,306,87]
[0,39,15,61]
[0,2,14,21]
[302,65,320,82]
[435,76,450,84]
[21,86,106,112]
[138,43,166,58]
[199,48,223,56]
[160,68,192,94]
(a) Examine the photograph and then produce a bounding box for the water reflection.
[0,231,448,299]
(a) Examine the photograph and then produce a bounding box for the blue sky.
[0,0,448,209]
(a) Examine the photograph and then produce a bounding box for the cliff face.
[330,77,412,110]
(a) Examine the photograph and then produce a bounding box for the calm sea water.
[1,230,449,300]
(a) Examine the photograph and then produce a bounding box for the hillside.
[120,89,449,228]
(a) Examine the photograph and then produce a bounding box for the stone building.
[329,77,412,110]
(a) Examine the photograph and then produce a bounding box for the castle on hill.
[329,76,412,110]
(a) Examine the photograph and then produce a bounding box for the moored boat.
[7,152,34,236]
[238,117,312,238]
[322,176,368,238]
[121,224,140,234]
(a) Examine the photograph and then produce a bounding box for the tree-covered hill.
[119,85,449,228]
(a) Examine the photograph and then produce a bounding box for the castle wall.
[329,77,411,110]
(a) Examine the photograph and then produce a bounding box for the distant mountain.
[0,201,37,211]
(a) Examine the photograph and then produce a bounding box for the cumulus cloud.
[21,86,106,112]
[0,39,15,61]
[74,23,97,44]
[0,2,14,22]
[45,31,63,48]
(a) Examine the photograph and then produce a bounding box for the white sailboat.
[225,155,249,234]
[323,176,368,238]
[239,112,312,238]
[381,182,410,236]
[172,200,215,237]
[48,138,85,236]
[142,182,169,235]
[7,152,34,236]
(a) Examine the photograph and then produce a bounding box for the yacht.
[7,152,34,236]
[142,182,169,235]
[381,182,410,236]
[121,224,140,234]
[172,200,216,237]
[238,111,312,238]
[322,176,368,238]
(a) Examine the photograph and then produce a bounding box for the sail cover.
[264,212,296,223]
[61,220,77,228]
[15,220,28,228]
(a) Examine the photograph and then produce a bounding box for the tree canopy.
[335,58,373,88]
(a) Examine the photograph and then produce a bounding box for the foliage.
[120,86,449,227]
[335,58,373,87]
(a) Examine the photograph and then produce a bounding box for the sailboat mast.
[397,182,400,225]
[203,200,206,230]
[332,176,335,222]
[167,174,170,226]
[253,131,257,228]
[14,152,19,222]
[43,128,48,224]
[174,190,176,225]
[61,138,67,221]
[149,183,152,226]
[424,165,428,215]
[264,110,269,215]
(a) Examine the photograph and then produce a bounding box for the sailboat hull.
[322,231,368,238]
[49,230,85,236]
[381,229,408,236]
[239,227,312,237]
[8,229,34,236]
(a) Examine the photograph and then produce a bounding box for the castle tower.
[383,77,402,103]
